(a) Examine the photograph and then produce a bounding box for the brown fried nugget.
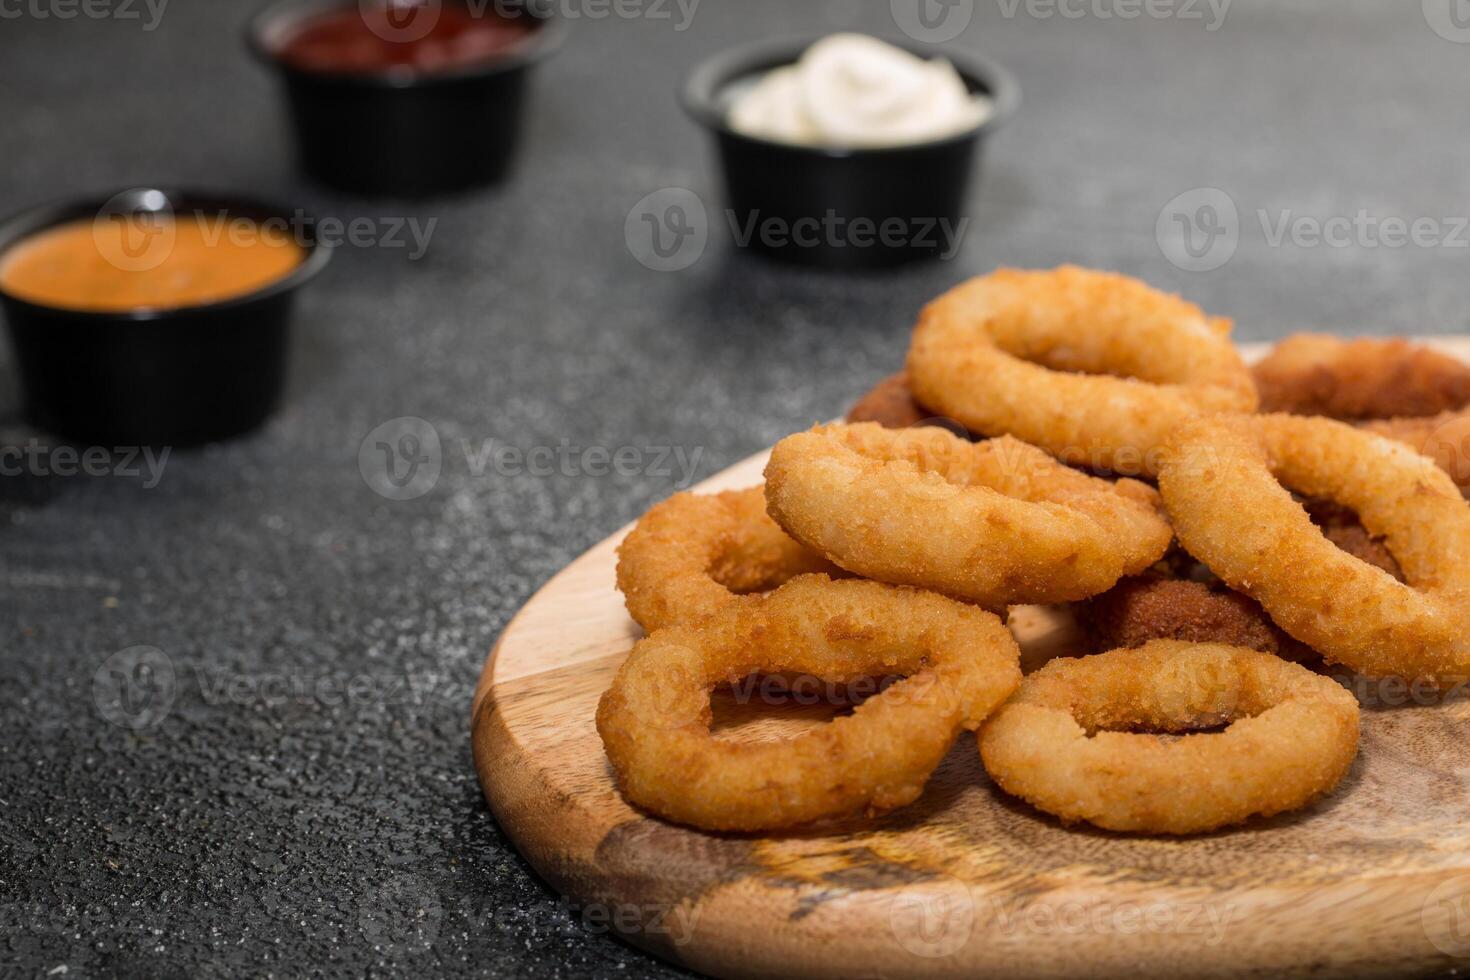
[1254,334,1470,420]
[1080,500,1401,659]
[1078,575,1311,660]
[845,372,933,428]
[1302,498,1402,579]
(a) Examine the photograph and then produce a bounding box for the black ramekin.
[682,36,1019,269]
[248,0,565,198]
[0,188,331,448]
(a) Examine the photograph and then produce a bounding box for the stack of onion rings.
[598,266,1470,840]
[615,486,836,632]
[978,641,1360,834]
[906,266,1257,477]
[1254,334,1470,493]
[1159,414,1470,685]
[764,422,1172,607]
[597,574,1021,831]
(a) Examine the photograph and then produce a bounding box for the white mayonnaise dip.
[728,34,991,148]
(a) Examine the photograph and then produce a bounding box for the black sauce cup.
[249,0,565,198]
[0,188,331,448]
[682,36,1019,269]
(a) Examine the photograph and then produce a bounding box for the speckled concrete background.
[2,0,1468,976]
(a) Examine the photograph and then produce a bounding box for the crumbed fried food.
[764,423,1172,608]
[978,641,1361,834]
[1079,577,1307,659]
[845,372,933,428]
[1303,498,1403,579]
[615,486,836,632]
[1080,499,1402,659]
[1160,414,1470,686]
[1362,410,1470,492]
[597,574,1021,832]
[1253,334,1470,493]
[907,266,1257,477]
[1253,334,1470,420]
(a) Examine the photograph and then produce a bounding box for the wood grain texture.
[473,340,1470,979]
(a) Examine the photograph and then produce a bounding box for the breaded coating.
[978,641,1361,834]
[1254,334,1470,493]
[1160,414,1470,686]
[1303,498,1402,579]
[598,575,1021,831]
[845,371,933,428]
[1081,501,1400,658]
[1254,334,1470,420]
[1079,577,1309,660]
[908,266,1257,476]
[616,486,835,633]
[765,423,1172,608]
[1362,410,1470,492]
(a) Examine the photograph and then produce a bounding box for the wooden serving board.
[473,339,1470,979]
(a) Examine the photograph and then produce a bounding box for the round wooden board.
[473,339,1470,979]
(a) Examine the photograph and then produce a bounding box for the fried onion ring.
[1159,414,1470,685]
[1363,410,1470,493]
[615,486,834,632]
[764,422,1172,607]
[978,641,1361,834]
[597,574,1022,831]
[1253,334,1470,420]
[906,266,1257,476]
[1251,334,1470,493]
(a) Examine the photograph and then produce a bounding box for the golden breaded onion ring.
[1362,409,1470,493]
[978,641,1360,834]
[1250,334,1470,493]
[763,422,1172,607]
[615,486,835,633]
[597,574,1021,832]
[906,266,1258,477]
[1159,414,1470,686]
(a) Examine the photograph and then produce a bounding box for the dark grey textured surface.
[2,1,1469,976]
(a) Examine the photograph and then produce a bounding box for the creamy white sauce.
[728,34,992,148]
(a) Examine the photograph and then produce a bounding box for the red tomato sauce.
[276,2,540,76]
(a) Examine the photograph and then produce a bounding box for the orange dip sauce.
[0,215,304,313]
